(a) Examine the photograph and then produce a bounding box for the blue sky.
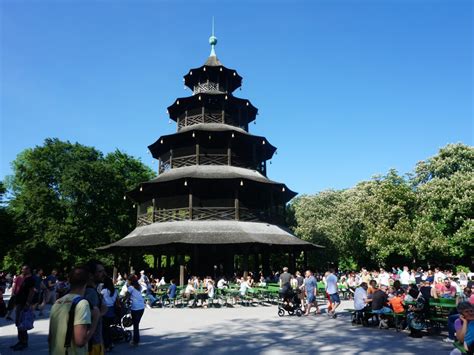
[1,0,472,195]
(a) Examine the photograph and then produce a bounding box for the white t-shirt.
[217,279,226,289]
[378,272,390,287]
[326,274,338,294]
[354,287,367,311]
[239,281,250,295]
[207,284,215,298]
[400,271,410,285]
[101,288,118,307]
[127,286,145,311]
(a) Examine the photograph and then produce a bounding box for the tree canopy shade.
[2,138,155,271]
[289,143,473,269]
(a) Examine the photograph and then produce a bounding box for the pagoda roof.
[97,220,322,250]
[167,93,257,123]
[183,63,242,93]
[127,165,296,201]
[148,123,276,160]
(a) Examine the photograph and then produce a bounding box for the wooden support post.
[221,109,225,123]
[196,143,200,165]
[242,249,249,278]
[158,158,161,174]
[179,265,185,287]
[227,144,231,166]
[170,149,173,169]
[254,252,260,273]
[112,254,118,284]
[234,189,240,220]
[189,190,193,220]
[290,251,296,273]
[193,245,199,276]
[252,143,257,170]
[152,198,156,223]
[153,254,158,271]
[262,248,270,277]
[202,106,205,123]
[157,254,162,274]
[185,110,188,126]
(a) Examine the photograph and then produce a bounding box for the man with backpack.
[85,260,107,355]
[48,266,99,355]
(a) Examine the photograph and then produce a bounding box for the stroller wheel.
[278,308,285,317]
[122,314,133,328]
[296,309,303,317]
[125,330,132,342]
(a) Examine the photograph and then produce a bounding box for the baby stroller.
[406,296,429,338]
[110,297,133,343]
[278,287,303,317]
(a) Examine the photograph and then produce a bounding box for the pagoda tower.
[100,33,319,277]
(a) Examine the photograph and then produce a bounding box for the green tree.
[412,144,474,263]
[3,138,154,271]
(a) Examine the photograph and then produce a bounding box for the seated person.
[445,301,473,343]
[204,280,215,307]
[239,277,252,297]
[184,281,196,306]
[161,279,177,305]
[217,277,228,290]
[441,278,457,299]
[454,302,474,353]
[371,285,392,314]
[389,290,405,314]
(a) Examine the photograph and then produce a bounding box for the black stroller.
[110,297,133,343]
[278,287,303,317]
[406,296,429,338]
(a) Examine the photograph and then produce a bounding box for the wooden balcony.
[136,207,279,226]
[159,154,258,174]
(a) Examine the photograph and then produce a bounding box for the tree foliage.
[2,138,155,271]
[290,143,473,269]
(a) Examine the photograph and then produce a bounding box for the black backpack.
[64,296,85,354]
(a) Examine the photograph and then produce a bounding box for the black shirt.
[16,276,35,306]
[371,290,388,310]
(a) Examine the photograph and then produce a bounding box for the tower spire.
[209,17,217,57]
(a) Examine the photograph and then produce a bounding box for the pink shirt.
[441,284,456,297]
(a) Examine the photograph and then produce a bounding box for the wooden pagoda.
[99,33,321,277]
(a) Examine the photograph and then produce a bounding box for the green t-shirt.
[49,293,91,355]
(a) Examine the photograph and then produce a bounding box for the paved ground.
[0,297,454,355]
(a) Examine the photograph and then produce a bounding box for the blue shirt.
[168,284,177,299]
[465,321,474,347]
[305,276,317,294]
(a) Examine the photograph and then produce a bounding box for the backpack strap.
[64,296,84,353]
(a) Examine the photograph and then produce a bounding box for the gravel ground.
[0,294,453,355]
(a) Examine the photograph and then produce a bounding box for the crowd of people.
[1,264,473,354]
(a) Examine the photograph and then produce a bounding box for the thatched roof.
[98,220,322,250]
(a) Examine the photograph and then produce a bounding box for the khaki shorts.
[88,343,104,355]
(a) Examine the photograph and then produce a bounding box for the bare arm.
[73,324,89,347]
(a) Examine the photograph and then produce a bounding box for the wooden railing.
[159,154,258,174]
[177,113,233,129]
[136,207,279,226]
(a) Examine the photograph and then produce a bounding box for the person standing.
[326,268,340,319]
[101,276,117,352]
[10,265,35,351]
[39,269,58,314]
[85,260,107,355]
[279,267,291,288]
[302,270,318,316]
[49,266,99,355]
[126,276,145,346]
[400,266,410,289]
